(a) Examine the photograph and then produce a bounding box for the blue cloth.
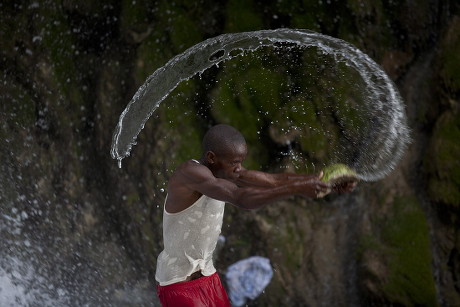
[225,256,273,306]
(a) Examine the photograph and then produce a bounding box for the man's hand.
[301,171,331,198]
[331,179,358,194]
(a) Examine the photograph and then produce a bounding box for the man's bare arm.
[180,164,329,210]
[235,168,322,188]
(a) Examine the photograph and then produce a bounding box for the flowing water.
[111,28,410,181]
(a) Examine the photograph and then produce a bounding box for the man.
[155,124,356,306]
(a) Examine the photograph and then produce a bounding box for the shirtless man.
[155,124,356,306]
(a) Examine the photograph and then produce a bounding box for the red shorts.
[156,272,231,307]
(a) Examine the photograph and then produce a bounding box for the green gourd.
[317,163,359,197]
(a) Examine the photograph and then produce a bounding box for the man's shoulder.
[173,160,210,182]
[176,159,203,172]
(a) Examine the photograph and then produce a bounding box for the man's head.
[202,124,247,180]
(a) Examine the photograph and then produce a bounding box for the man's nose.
[234,164,241,172]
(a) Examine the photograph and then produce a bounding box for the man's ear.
[205,151,216,164]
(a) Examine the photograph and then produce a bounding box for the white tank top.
[155,193,225,286]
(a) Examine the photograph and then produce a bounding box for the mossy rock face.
[381,196,438,306]
[38,6,82,102]
[439,16,460,94]
[210,53,283,169]
[425,109,460,208]
[119,0,152,32]
[159,80,203,166]
[224,0,264,32]
[170,16,202,52]
[359,195,438,306]
[210,45,368,171]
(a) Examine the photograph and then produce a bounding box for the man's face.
[212,142,247,180]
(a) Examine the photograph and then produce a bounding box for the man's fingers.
[334,180,358,193]
[315,182,331,197]
[321,182,330,191]
[318,171,324,180]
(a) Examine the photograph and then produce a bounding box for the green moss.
[211,44,367,170]
[357,195,437,305]
[284,48,366,165]
[35,2,86,134]
[125,192,140,207]
[345,0,400,58]
[211,55,282,169]
[380,196,437,306]
[120,0,150,31]
[428,179,460,207]
[274,0,302,16]
[39,7,82,103]
[271,96,331,164]
[285,222,305,271]
[160,80,202,165]
[357,234,382,257]
[425,110,460,207]
[154,1,204,53]
[269,212,305,272]
[347,0,382,18]
[135,31,173,82]
[168,14,202,52]
[239,66,284,115]
[331,62,368,134]
[224,0,264,33]
[133,1,204,83]
[439,18,460,93]
[292,0,325,31]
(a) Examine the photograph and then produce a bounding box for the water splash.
[111,28,409,181]
[0,256,67,306]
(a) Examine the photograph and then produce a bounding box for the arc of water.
[110,29,409,181]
